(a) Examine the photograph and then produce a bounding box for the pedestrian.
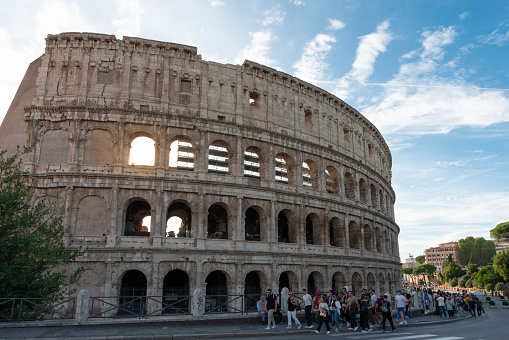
[313,295,331,335]
[395,290,407,325]
[374,293,384,329]
[256,295,267,323]
[467,297,476,318]
[423,292,430,314]
[446,296,455,318]
[475,298,483,317]
[381,294,395,332]
[404,290,413,318]
[347,291,359,331]
[437,293,446,318]
[301,288,313,328]
[286,291,302,329]
[329,294,342,332]
[369,289,377,328]
[359,295,372,333]
[265,289,278,330]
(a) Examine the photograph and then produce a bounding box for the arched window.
[208,204,228,239]
[169,138,194,170]
[124,200,151,236]
[359,179,368,204]
[245,208,261,241]
[302,160,317,188]
[370,184,378,208]
[244,147,261,178]
[129,136,155,166]
[166,202,192,238]
[348,221,361,249]
[275,156,289,183]
[344,172,356,200]
[208,142,229,174]
[325,166,339,194]
[364,224,372,250]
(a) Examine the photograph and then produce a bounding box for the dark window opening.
[124,201,151,236]
[245,208,260,241]
[208,205,228,239]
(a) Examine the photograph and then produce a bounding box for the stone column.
[236,196,243,241]
[269,200,276,244]
[107,187,119,247]
[75,289,90,324]
[192,288,204,317]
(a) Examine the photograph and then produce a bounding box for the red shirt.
[375,297,384,312]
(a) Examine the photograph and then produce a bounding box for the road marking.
[346,335,437,340]
[338,332,414,338]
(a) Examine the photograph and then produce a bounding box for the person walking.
[445,296,455,318]
[265,289,278,330]
[301,288,313,328]
[286,291,302,329]
[395,290,407,325]
[313,295,331,335]
[256,295,267,323]
[330,294,342,332]
[381,295,395,332]
[475,298,484,317]
[359,295,372,333]
[347,291,359,331]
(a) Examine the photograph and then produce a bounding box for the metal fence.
[0,297,76,321]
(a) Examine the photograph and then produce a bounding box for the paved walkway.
[0,307,475,340]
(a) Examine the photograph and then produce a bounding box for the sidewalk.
[0,307,474,340]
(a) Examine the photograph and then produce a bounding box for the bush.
[485,283,494,292]
[501,296,505,300]
[495,282,505,292]
[459,274,470,288]
[489,300,495,306]
[502,301,508,306]
[466,279,473,288]
[450,277,459,287]
[486,297,491,301]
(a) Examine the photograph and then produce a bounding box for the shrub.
[466,279,473,288]
[450,277,458,287]
[486,296,491,301]
[489,300,495,306]
[502,301,508,306]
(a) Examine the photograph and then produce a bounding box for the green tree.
[474,265,502,289]
[459,274,470,288]
[495,282,505,292]
[485,283,494,292]
[402,267,417,284]
[0,148,84,299]
[450,277,458,287]
[465,278,473,288]
[442,261,462,282]
[493,251,509,281]
[458,236,496,266]
[490,221,509,240]
[415,255,426,264]
[414,263,436,284]
[466,263,479,276]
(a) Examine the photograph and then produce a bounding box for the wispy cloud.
[293,34,336,84]
[235,5,286,67]
[327,18,345,31]
[334,20,392,98]
[112,0,144,37]
[479,30,509,46]
[361,26,509,135]
[289,0,305,5]
[209,0,225,7]
[459,11,470,20]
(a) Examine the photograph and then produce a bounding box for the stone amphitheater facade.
[0,32,400,313]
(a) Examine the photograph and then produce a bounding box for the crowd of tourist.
[255,286,485,334]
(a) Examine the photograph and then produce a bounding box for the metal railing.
[0,297,76,321]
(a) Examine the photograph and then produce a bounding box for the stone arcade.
[0,32,401,316]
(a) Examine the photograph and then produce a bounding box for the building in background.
[424,241,459,272]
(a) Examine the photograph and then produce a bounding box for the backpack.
[381,301,389,313]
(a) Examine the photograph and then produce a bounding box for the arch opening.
[169,139,194,170]
[208,142,229,174]
[244,271,261,311]
[207,204,228,239]
[119,270,147,315]
[129,136,155,166]
[244,147,261,178]
[348,221,361,249]
[325,166,339,194]
[277,212,289,243]
[205,271,228,313]
[344,172,356,200]
[163,270,190,314]
[166,202,192,238]
[124,200,151,236]
[245,208,261,241]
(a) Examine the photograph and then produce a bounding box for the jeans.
[405,304,413,318]
[331,310,339,328]
[469,308,476,318]
[360,311,369,330]
[258,311,266,322]
[438,306,446,317]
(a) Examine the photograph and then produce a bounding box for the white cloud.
[209,0,225,7]
[235,30,277,66]
[327,18,346,31]
[111,0,144,37]
[480,30,509,46]
[293,34,336,84]
[334,20,392,98]
[262,5,286,27]
[235,5,286,67]
[459,11,470,20]
[289,0,305,5]
[35,0,94,36]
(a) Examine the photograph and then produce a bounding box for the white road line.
[340,332,414,338]
[431,338,464,340]
[347,335,437,340]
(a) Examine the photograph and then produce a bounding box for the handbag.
[320,309,327,317]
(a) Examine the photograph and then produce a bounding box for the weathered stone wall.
[1,32,401,305]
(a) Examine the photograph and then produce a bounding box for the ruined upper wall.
[25,32,391,175]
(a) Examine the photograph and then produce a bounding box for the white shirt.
[371,294,377,308]
[303,293,312,306]
[395,294,406,308]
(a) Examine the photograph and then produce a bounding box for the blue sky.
[1,0,508,261]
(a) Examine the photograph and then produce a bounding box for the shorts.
[375,311,383,319]
[397,307,405,313]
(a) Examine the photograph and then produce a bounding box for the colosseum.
[0,32,400,315]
